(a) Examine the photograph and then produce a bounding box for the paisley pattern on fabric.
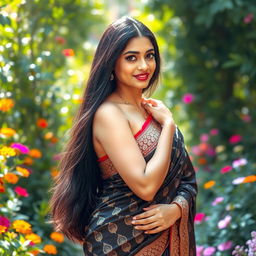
[83,115,197,255]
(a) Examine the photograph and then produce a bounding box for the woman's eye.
[146,53,155,59]
[125,55,136,61]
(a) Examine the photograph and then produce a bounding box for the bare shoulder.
[94,101,126,125]
[93,102,130,140]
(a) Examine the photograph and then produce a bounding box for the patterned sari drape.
[83,126,197,255]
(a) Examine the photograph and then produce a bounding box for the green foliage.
[145,0,256,254]
[0,0,105,255]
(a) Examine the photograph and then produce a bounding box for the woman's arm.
[93,99,175,201]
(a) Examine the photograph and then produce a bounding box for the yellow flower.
[50,231,64,243]
[0,98,15,112]
[204,180,216,189]
[0,146,16,157]
[16,166,30,177]
[25,233,42,244]
[29,149,42,158]
[0,225,7,233]
[44,132,54,140]
[0,128,16,137]
[43,244,57,255]
[4,173,19,184]
[12,220,32,234]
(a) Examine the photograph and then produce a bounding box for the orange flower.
[0,98,15,112]
[43,244,57,255]
[51,170,59,179]
[0,146,16,157]
[16,166,30,177]
[198,157,207,165]
[25,233,42,244]
[44,132,54,140]
[29,250,40,255]
[243,175,256,183]
[62,48,74,57]
[0,184,5,193]
[4,173,19,184]
[0,128,16,137]
[0,225,7,233]
[29,149,42,158]
[50,137,58,143]
[37,118,48,128]
[50,231,64,243]
[204,180,216,189]
[12,220,32,234]
[23,157,34,165]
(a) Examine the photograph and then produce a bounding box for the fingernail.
[145,231,148,234]
[135,226,139,229]
[131,221,135,224]
[133,217,136,220]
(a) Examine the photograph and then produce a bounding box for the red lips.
[134,73,150,81]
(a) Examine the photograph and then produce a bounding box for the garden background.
[0,0,255,255]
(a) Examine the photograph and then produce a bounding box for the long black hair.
[49,16,161,242]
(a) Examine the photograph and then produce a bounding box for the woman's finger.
[143,204,159,211]
[145,226,164,234]
[132,215,156,225]
[133,208,156,220]
[134,222,159,231]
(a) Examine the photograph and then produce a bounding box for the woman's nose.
[138,58,148,70]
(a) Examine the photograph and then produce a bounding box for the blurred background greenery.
[0,0,255,255]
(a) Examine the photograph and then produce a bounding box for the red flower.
[62,49,75,57]
[229,134,242,144]
[14,186,29,197]
[37,118,48,128]
[220,165,232,174]
[55,36,66,45]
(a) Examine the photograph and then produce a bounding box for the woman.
[50,16,197,255]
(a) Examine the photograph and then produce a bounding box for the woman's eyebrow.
[123,48,155,55]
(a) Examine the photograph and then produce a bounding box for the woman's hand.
[141,98,175,127]
[131,203,182,234]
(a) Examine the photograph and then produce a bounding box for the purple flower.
[218,241,233,251]
[212,197,224,206]
[200,134,209,142]
[232,158,248,168]
[203,247,216,256]
[182,93,194,104]
[11,143,30,154]
[218,215,232,229]
[232,177,245,185]
[210,128,219,136]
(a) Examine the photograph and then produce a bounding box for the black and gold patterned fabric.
[83,116,197,256]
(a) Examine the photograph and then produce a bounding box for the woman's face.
[114,36,156,90]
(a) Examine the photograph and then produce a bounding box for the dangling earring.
[110,73,114,81]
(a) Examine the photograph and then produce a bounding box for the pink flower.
[210,129,219,136]
[182,93,194,104]
[11,143,30,154]
[218,241,233,251]
[220,165,232,174]
[241,114,251,122]
[244,13,254,24]
[203,247,216,256]
[206,146,216,157]
[200,134,209,142]
[196,246,204,256]
[218,215,232,229]
[229,134,242,144]
[0,216,10,228]
[14,186,29,197]
[194,213,206,224]
[232,177,245,185]
[232,158,247,168]
[212,197,224,206]
[192,145,201,156]
[62,49,74,57]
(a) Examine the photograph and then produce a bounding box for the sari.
[83,114,197,255]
